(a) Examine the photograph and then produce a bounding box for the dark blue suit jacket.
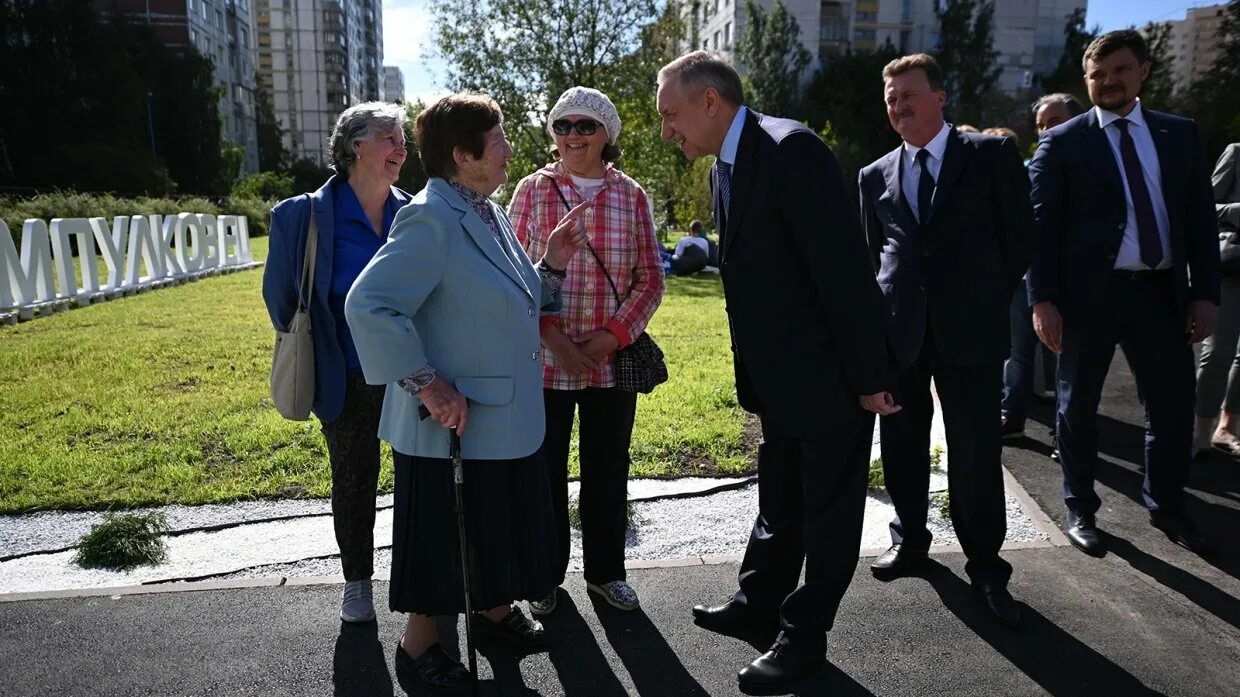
[859,128,1032,369]
[710,109,888,438]
[262,176,411,423]
[1027,107,1220,322]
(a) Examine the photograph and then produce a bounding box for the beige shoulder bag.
[270,196,318,420]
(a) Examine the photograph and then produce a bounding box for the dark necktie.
[916,148,935,225]
[1113,118,1164,268]
[717,161,733,231]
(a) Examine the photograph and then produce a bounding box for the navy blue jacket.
[1027,108,1220,322]
[859,128,1032,369]
[262,176,411,423]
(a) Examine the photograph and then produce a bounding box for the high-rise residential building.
[685,0,1088,95]
[254,0,384,166]
[383,66,405,103]
[1165,3,1228,91]
[101,0,260,175]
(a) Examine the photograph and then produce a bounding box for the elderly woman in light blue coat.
[344,93,590,695]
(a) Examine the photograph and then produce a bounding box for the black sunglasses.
[551,119,601,136]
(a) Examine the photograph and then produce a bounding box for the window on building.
[858,11,877,21]
[187,0,195,11]
[724,22,732,48]
[903,0,912,22]
[855,29,875,39]
[240,27,249,48]
[201,0,208,20]
[714,30,720,50]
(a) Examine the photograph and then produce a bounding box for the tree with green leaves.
[395,100,430,195]
[1185,0,1240,159]
[733,0,812,117]
[803,46,902,185]
[429,0,684,216]
[1038,7,1098,103]
[1139,21,1177,112]
[933,0,1001,127]
[0,0,228,195]
[255,83,289,172]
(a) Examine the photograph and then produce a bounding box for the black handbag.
[541,174,668,393]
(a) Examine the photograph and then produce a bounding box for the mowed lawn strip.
[0,239,750,513]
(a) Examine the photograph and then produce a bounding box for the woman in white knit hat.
[509,86,666,615]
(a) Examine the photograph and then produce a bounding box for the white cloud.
[382,0,443,95]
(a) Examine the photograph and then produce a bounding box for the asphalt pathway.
[1,355,1237,696]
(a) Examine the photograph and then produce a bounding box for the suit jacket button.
[532,350,540,360]
[528,307,535,317]
[1108,253,1117,261]
[1116,222,1125,231]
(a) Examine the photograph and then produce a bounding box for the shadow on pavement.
[1103,533,1240,631]
[922,560,1166,697]
[543,593,629,696]
[333,621,395,697]
[587,593,709,696]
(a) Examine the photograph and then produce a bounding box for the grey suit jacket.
[344,178,560,460]
[1215,143,1240,231]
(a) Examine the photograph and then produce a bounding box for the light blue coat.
[344,178,560,460]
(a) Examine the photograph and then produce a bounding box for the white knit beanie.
[546,86,622,145]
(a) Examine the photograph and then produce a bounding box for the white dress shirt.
[1095,100,1172,270]
[901,121,952,222]
[719,106,748,174]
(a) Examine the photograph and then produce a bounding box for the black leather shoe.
[1000,416,1025,439]
[1150,511,1214,557]
[692,599,776,633]
[737,644,825,690]
[394,640,471,695]
[870,544,928,581]
[471,606,548,648]
[1065,510,1105,557]
[974,584,1021,628]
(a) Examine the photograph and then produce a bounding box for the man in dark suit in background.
[1028,30,1219,557]
[656,51,897,690]
[858,53,1031,627]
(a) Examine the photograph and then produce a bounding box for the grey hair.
[658,51,745,106]
[327,101,407,177]
[1030,93,1085,118]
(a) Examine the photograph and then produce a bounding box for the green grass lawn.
[0,242,750,513]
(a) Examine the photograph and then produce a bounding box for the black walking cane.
[420,403,478,695]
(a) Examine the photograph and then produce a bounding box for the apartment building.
[1166,3,1228,91]
[104,0,260,175]
[254,0,384,166]
[686,0,1087,94]
[383,66,405,104]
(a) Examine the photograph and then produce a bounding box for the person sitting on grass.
[662,220,716,275]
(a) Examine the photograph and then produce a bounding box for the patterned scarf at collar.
[449,181,500,237]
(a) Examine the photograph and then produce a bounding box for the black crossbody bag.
[541,174,668,393]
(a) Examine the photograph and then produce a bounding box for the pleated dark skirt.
[389,447,563,616]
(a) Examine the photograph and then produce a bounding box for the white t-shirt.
[570,175,605,200]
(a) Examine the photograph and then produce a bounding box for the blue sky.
[382,1,1223,102]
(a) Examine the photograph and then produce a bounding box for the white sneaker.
[341,579,376,623]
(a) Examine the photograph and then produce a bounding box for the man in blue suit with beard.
[1028,30,1220,558]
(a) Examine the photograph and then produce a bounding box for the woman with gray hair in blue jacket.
[346,93,591,694]
[262,101,411,624]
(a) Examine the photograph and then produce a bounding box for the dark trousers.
[319,372,386,581]
[1003,278,1056,424]
[880,339,1012,588]
[733,407,873,653]
[543,387,637,585]
[1058,272,1195,515]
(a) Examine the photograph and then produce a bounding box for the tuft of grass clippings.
[867,458,885,490]
[930,492,951,520]
[72,512,170,571]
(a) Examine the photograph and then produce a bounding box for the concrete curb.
[0,466,1064,604]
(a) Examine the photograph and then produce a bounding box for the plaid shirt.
[509,162,664,390]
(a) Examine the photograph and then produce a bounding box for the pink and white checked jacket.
[509,162,665,391]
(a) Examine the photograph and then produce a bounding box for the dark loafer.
[870,543,928,581]
[1065,510,1105,557]
[974,583,1021,628]
[692,599,777,633]
[737,643,825,690]
[471,606,548,648]
[394,641,471,695]
[1150,511,1214,557]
